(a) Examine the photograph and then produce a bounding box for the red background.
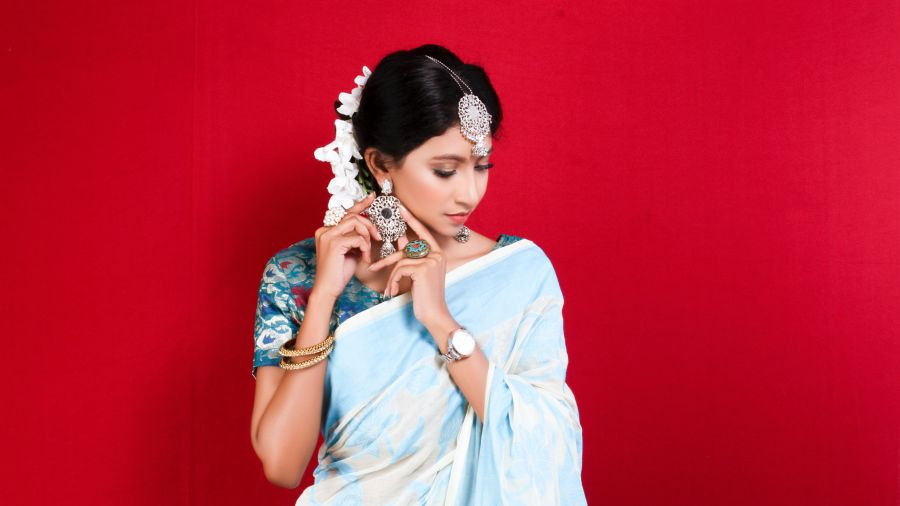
[2,1,898,504]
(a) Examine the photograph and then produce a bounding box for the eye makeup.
[433,163,494,178]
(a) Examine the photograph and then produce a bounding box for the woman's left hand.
[367,204,451,327]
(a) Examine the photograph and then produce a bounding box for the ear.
[364,147,393,181]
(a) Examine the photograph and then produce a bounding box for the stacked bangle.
[278,335,335,357]
[278,335,335,371]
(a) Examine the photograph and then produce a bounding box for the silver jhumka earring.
[366,178,408,258]
[455,225,470,243]
[423,55,493,158]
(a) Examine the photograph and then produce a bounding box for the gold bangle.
[278,343,334,370]
[278,335,335,357]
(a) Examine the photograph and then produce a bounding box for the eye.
[432,163,493,179]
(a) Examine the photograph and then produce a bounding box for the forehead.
[412,125,492,160]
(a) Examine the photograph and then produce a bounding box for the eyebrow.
[430,146,493,162]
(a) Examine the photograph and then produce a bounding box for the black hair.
[345,44,504,194]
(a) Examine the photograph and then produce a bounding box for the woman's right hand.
[312,193,383,301]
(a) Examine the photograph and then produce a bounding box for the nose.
[454,167,479,209]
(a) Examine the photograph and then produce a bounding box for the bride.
[249,43,586,505]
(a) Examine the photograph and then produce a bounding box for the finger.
[396,204,440,252]
[357,235,371,258]
[351,213,382,241]
[385,262,413,298]
[343,221,372,247]
[328,216,371,243]
[367,248,404,271]
[337,206,383,246]
[337,234,369,257]
[333,195,375,230]
[386,259,425,297]
[340,213,381,243]
[368,227,413,271]
[344,192,376,215]
[326,219,369,257]
[351,219,378,264]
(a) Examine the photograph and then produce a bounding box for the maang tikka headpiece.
[424,55,493,157]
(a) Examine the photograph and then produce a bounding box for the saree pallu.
[296,238,587,505]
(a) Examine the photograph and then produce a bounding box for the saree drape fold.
[294,238,586,505]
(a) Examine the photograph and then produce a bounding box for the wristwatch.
[439,326,476,363]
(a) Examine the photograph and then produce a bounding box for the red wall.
[3,1,898,504]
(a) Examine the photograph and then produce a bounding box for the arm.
[250,283,336,488]
[424,316,490,423]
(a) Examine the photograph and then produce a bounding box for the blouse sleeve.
[473,263,587,504]
[251,256,302,379]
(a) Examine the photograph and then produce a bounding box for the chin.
[436,223,459,239]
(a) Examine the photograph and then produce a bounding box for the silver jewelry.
[439,326,476,363]
[455,225,470,243]
[323,206,347,227]
[424,56,492,158]
[366,178,407,258]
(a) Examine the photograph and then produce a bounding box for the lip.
[445,212,470,224]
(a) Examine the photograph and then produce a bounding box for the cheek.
[476,173,489,197]
[394,172,448,213]
[410,172,453,199]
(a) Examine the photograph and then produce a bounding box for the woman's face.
[379,125,493,239]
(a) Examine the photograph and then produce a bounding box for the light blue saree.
[296,238,586,505]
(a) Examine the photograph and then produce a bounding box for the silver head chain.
[424,55,493,157]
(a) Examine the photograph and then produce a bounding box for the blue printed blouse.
[252,233,524,378]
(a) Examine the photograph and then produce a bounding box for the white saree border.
[332,238,536,341]
[443,366,494,506]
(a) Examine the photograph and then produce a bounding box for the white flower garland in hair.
[313,65,373,226]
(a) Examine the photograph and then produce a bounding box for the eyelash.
[433,163,494,178]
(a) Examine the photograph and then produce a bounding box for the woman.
[250,44,586,505]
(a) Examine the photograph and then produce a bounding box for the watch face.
[451,329,476,356]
